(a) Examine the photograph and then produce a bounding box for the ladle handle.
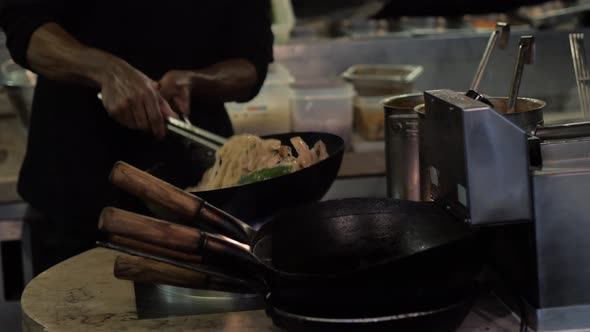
[99,207,261,271]
[534,121,590,140]
[109,161,254,244]
[471,22,509,91]
[507,36,535,113]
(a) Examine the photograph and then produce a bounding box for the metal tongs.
[506,36,535,114]
[569,33,590,120]
[97,92,227,151]
[466,22,510,107]
[166,116,226,151]
[165,114,227,167]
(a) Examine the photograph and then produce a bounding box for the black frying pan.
[108,163,482,306]
[147,132,345,223]
[98,216,477,332]
[265,288,476,332]
[99,196,482,322]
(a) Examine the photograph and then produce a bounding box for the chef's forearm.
[26,22,130,88]
[188,59,259,102]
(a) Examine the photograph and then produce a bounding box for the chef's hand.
[99,61,177,139]
[158,70,192,116]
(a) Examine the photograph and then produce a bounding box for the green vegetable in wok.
[237,166,293,185]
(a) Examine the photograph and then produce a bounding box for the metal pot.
[382,93,424,201]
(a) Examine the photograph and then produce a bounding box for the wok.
[99,197,482,320]
[106,163,483,313]
[147,132,345,223]
[265,288,476,332]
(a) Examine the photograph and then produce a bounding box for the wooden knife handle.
[114,255,210,289]
[109,235,202,263]
[99,207,202,253]
[100,207,261,271]
[109,161,253,244]
[109,161,203,220]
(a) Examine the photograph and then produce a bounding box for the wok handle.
[99,207,202,252]
[114,255,250,292]
[109,235,203,263]
[533,121,590,141]
[109,161,254,244]
[99,207,261,271]
[114,254,208,288]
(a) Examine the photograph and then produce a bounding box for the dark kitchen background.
[1,0,589,331]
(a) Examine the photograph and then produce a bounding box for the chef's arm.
[27,23,174,137]
[159,0,273,110]
[26,23,127,88]
[160,59,259,104]
[190,59,259,102]
[1,2,174,138]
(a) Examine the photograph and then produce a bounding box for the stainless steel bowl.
[342,64,423,97]
[414,96,546,133]
[488,96,546,133]
[0,60,37,127]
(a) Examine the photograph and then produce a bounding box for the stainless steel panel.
[533,163,590,308]
[541,137,590,166]
[535,303,590,331]
[421,89,532,225]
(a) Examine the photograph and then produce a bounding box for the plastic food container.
[290,81,355,149]
[226,63,294,136]
[0,59,37,128]
[354,95,389,141]
[271,0,295,45]
[341,64,423,97]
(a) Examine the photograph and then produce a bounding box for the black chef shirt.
[0,1,274,222]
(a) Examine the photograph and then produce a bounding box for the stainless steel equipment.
[382,93,423,201]
[421,89,590,331]
[569,33,590,120]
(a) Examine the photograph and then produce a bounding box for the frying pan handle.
[114,255,253,292]
[533,121,590,141]
[109,161,254,244]
[99,207,261,271]
[109,235,203,264]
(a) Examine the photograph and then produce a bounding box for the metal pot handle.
[533,121,590,140]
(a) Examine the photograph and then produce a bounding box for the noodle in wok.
[189,134,328,191]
